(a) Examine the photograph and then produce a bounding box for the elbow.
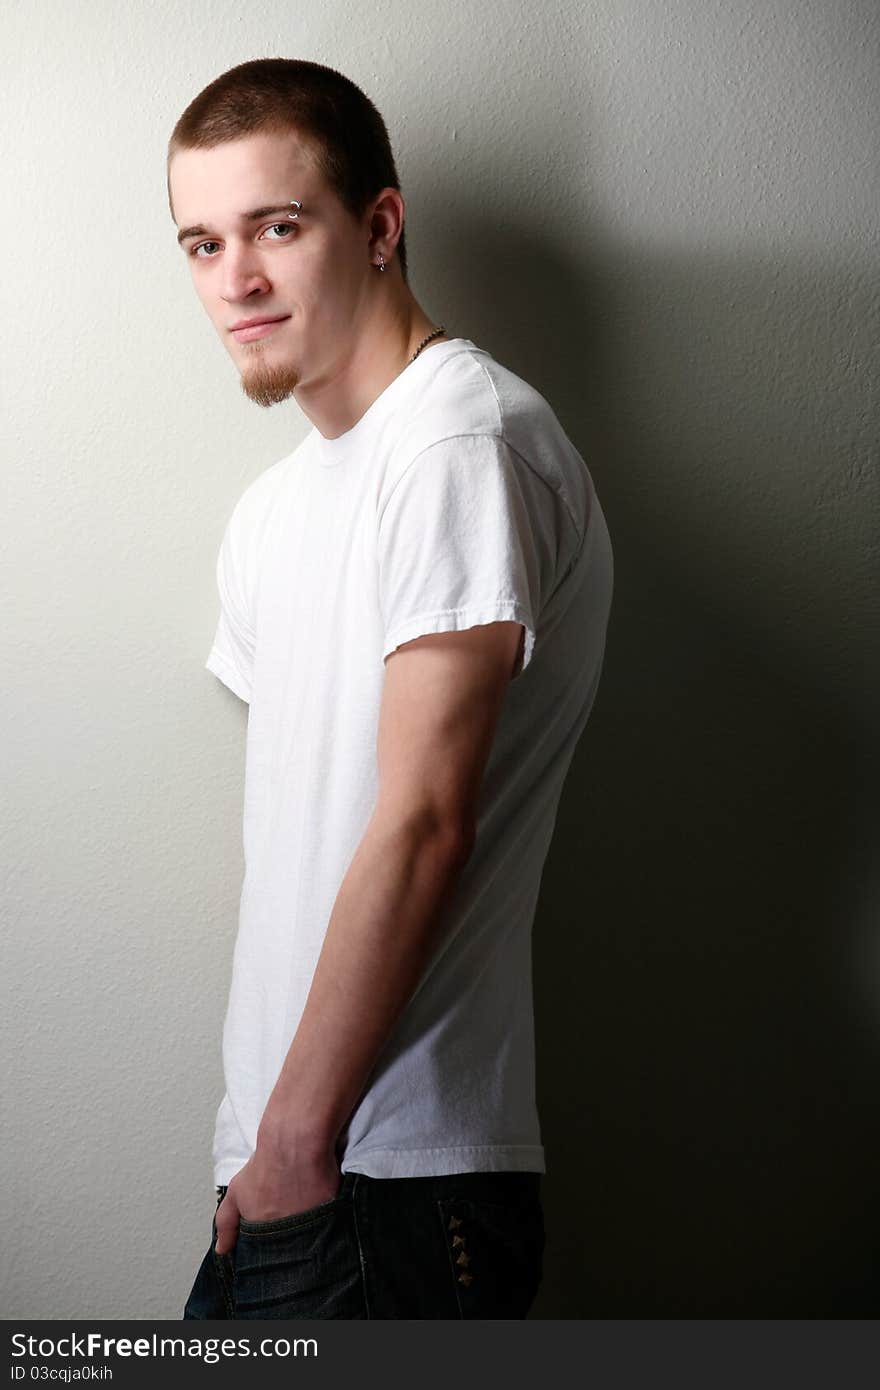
[374,800,477,870]
[440,817,477,873]
[416,809,477,869]
[426,819,476,887]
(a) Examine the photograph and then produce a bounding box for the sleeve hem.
[382,601,536,678]
[205,648,252,704]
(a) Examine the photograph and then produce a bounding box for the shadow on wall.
[418,203,880,1316]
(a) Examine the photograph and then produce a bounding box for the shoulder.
[382,346,522,482]
[389,342,570,463]
[390,344,503,462]
[386,344,593,539]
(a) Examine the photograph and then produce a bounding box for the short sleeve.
[377,434,542,680]
[205,508,254,704]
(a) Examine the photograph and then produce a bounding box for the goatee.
[239,347,300,408]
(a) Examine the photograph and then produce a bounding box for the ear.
[367,186,406,264]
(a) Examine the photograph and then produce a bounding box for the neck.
[294,279,447,441]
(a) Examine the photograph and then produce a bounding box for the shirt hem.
[338,1143,546,1179]
[214,1144,545,1187]
[205,648,252,704]
[383,602,536,676]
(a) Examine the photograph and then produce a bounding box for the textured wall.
[1,0,877,1317]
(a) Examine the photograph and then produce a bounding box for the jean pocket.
[233,1189,364,1319]
[436,1194,545,1319]
[237,1188,348,1235]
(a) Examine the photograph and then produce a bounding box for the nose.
[219,241,270,304]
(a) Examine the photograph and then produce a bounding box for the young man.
[171,58,613,1320]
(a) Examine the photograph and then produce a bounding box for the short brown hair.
[168,57,408,280]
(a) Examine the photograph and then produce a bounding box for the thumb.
[214,1195,240,1257]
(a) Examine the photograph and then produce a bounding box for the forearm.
[259,807,473,1154]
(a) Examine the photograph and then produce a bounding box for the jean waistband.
[214,1170,541,1206]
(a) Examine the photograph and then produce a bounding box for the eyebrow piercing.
[287,201,303,219]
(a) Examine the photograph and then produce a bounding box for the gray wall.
[2,0,877,1317]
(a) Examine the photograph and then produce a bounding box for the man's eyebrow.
[176,204,305,246]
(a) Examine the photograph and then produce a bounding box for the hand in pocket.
[215,1142,342,1255]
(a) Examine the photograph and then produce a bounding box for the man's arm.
[214,619,524,1251]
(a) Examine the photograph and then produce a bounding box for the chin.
[239,358,301,408]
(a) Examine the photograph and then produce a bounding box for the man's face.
[169,130,372,406]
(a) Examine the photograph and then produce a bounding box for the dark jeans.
[183,1169,544,1319]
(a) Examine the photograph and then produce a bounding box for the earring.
[376,254,386,272]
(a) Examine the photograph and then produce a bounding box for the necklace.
[409,326,447,363]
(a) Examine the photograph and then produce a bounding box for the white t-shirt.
[205,337,613,1184]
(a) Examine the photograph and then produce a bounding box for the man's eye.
[261,223,296,241]
[192,241,220,258]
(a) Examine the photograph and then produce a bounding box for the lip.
[229,314,290,342]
